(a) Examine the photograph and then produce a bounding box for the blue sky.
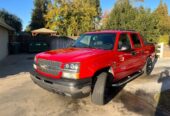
[0,0,170,30]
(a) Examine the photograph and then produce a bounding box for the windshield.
[73,33,116,50]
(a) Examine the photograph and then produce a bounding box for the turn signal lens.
[62,72,79,79]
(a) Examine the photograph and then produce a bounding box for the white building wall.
[0,26,8,61]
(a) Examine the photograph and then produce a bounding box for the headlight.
[62,63,80,79]
[33,64,37,69]
[64,63,80,72]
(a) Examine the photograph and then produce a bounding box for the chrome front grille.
[37,59,62,75]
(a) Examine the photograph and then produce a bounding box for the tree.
[153,0,170,35]
[28,0,50,31]
[45,0,97,36]
[0,9,22,33]
[104,0,159,43]
[106,0,137,30]
[88,0,101,16]
[100,10,110,29]
[89,0,102,29]
[134,7,160,42]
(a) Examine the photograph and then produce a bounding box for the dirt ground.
[163,46,170,58]
[0,54,170,116]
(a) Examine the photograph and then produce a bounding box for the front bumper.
[30,71,91,98]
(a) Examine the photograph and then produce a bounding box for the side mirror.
[120,45,131,51]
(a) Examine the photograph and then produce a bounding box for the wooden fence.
[50,38,75,49]
[156,42,164,58]
[16,34,75,52]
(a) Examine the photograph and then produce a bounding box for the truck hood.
[37,48,109,62]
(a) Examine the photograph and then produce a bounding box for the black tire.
[142,57,154,77]
[91,72,108,105]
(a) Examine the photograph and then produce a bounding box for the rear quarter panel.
[138,34,156,62]
[143,44,156,61]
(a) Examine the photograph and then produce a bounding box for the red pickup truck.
[30,30,156,105]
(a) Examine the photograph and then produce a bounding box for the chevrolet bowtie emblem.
[40,64,48,69]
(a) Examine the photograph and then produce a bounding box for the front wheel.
[91,72,108,105]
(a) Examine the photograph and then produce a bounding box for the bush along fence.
[10,34,76,53]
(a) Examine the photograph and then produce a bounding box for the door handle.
[141,50,144,54]
[119,56,125,61]
[131,51,137,56]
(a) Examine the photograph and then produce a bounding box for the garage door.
[0,26,8,61]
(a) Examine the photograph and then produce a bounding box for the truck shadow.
[0,54,34,78]
[104,73,126,104]
[104,71,145,105]
[155,69,170,116]
[104,85,125,104]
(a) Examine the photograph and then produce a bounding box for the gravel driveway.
[0,54,170,116]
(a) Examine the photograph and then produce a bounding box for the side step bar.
[112,71,144,87]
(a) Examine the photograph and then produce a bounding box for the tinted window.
[73,34,116,50]
[131,34,141,48]
[118,34,131,51]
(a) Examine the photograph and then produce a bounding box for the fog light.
[33,64,37,69]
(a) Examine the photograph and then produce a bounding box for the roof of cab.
[85,30,138,34]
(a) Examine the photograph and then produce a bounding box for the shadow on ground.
[115,90,156,116]
[104,86,125,105]
[114,68,170,116]
[0,54,35,78]
[155,69,170,116]
[103,58,170,116]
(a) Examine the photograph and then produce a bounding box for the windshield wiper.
[71,45,88,48]
[87,46,105,50]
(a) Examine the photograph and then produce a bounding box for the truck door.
[114,33,136,80]
[129,33,145,71]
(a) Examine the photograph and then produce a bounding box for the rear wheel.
[142,57,154,77]
[91,72,108,105]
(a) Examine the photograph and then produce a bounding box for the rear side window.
[130,34,141,48]
[118,34,131,51]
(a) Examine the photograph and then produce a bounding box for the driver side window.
[118,34,131,51]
